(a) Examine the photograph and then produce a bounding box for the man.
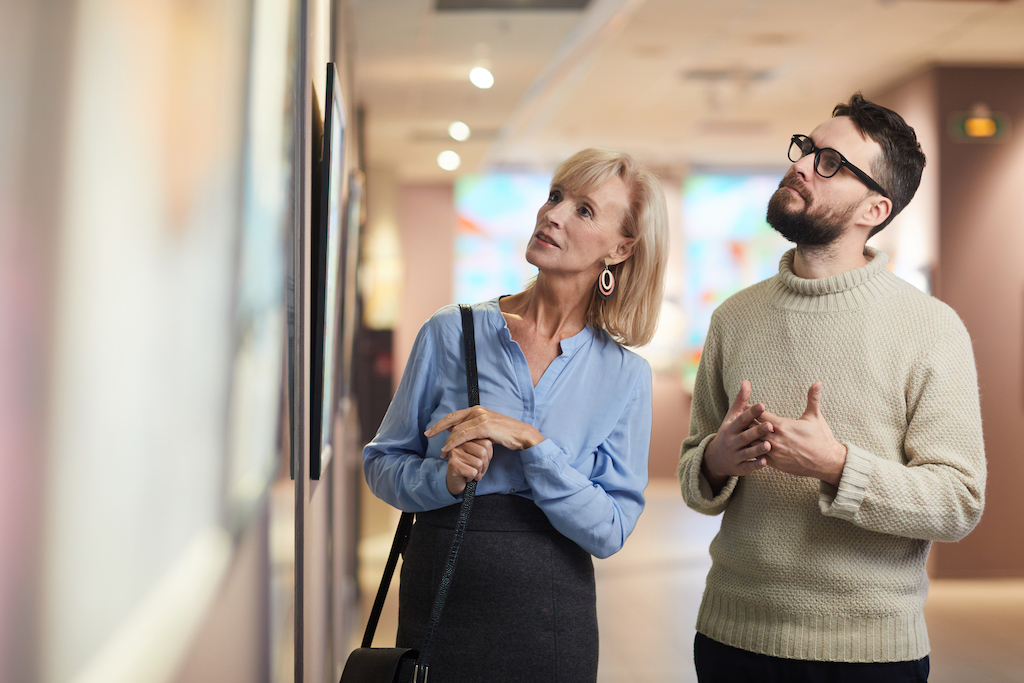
[677,93,986,682]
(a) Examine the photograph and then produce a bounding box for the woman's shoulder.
[424,298,501,336]
[590,327,652,376]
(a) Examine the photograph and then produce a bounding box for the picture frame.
[310,62,346,480]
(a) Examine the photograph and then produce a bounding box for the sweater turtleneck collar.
[772,246,900,312]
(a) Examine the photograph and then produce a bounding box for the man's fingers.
[734,456,768,476]
[738,420,773,446]
[727,402,766,435]
[740,440,771,462]
[801,382,823,419]
[727,380,753,417]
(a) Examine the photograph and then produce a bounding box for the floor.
[358,479,1024,682]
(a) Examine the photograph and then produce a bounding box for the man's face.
[767,116,881,247]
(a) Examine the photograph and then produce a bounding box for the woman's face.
[526,174,634,280]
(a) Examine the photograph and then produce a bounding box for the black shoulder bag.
[340,304,480,683]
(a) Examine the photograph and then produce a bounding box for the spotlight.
[469,66,494,89]
[437,150,461,171]
[449,121,471,141]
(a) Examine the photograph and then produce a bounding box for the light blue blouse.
[363,299,652,558]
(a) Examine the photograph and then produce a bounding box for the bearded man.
[678,93,986,682]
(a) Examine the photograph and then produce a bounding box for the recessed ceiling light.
[437,150,461,171]
[449,121,471,141]
[469,67,494,89]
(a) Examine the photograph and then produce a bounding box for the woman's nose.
[545,200,569,225]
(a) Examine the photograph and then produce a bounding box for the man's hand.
[761,382,847,486]
[702,380,774,493]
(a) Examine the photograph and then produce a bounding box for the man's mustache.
[778,173,810,203]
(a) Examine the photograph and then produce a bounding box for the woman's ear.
[607,237,635,266]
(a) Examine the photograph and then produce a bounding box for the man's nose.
[792,151,815,181]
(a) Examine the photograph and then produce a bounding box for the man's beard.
[766,177,854,247]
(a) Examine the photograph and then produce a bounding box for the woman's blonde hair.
[549,148,668,348]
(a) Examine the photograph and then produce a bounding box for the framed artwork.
[310,62,345,479]
[336,169,364,405]
[224,0,296,519]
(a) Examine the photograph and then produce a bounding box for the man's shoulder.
[713,277,779,320]
[884,274,967,333]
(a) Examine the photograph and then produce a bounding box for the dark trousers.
[695,632,930,683]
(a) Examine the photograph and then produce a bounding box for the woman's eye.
[548,190,561,203]
[578,205,592,218]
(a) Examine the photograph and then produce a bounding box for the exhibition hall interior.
[2,0,1023,681]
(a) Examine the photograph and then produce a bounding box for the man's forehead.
[810,116,880,163]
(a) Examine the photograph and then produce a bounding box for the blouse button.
[509,488,515,493]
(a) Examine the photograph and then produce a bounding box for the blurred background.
[1,0,1023,682]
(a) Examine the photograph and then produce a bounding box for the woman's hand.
[426,406,544,455]
[443,438,493,495]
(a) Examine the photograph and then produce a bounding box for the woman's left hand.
[425,406,544,454]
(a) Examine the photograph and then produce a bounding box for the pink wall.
[394,183,456,384]
[932,66,1024,578]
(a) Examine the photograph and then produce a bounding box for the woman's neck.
[501,273,592,342]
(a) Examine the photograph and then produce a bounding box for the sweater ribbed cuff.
[818,443,875,520]
[681,434,738,512]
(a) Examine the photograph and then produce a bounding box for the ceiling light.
[437,150,461,171]
[448,121,471,141]
[469,67,494,89]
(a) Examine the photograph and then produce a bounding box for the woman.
[363,148,668,682]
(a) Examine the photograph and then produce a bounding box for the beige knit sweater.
[678,247,986,663]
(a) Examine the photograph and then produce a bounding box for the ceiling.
[349,0,1024,181]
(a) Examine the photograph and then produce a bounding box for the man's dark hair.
[832,93,926,236]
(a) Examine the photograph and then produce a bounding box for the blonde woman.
[364,148,669,682]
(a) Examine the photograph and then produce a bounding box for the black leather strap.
[416,304,480,679]
[360,511,413,648]
[461,303,480,408]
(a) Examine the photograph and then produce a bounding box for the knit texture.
[678,247,986,663]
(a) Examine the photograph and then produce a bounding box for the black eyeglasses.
[788,134,889,198]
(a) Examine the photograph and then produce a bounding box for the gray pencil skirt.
[397,494,598,683]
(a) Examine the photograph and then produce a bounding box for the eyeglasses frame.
[788,134,889,199]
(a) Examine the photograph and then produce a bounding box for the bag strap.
[360,510,413,648]
[414,304,479,681]
[360,305,480,680]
